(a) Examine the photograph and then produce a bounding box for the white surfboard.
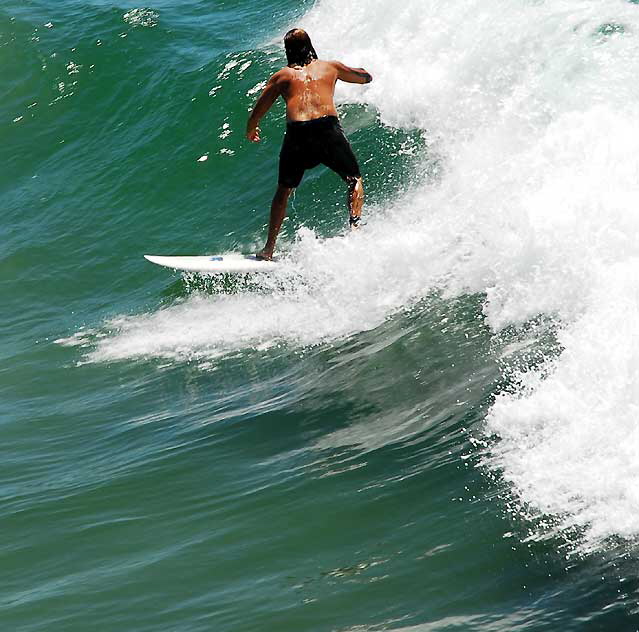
[144,254,277,274]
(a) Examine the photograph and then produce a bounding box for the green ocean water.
[4,1,639,630]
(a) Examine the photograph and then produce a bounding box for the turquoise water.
[4,1,639,630]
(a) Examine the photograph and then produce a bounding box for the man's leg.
[258,184,294,260]
[347,176,364,228]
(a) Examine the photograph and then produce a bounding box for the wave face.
[304,0,639,549]
[87,0,639,549]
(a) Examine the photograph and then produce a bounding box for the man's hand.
[247,124,261,143]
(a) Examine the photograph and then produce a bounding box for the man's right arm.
[246,72,282,142]
[331,61,373,84]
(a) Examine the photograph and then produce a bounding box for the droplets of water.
[246,80,266,97]
[66,61,81,75]
[216,54,253,81]
[219,122,231,140]
[217,59,240,80]
[123,8,159,28]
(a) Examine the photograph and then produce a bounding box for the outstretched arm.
[331,60,373,84]
[246,73,281,142]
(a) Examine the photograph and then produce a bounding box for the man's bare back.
[247,60,371,139]
[245,29,371,259]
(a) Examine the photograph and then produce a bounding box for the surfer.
[246,28,372,260]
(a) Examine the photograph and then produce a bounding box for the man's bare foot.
[256,249,273,261]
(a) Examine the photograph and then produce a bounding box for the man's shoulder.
[320,60,344,76]
[317,59,339,70]
[277,60,337,73]
[264,67,291,89]
[272,67,291,79]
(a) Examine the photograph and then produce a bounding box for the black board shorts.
[278,115,361,188]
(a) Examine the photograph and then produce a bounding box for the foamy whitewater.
[89,0,639,551]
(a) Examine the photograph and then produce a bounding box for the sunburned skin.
[247,59,372,129]
[246,52,372,259]
[282,61,349,121]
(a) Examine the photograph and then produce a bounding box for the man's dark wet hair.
[284,29,318,67]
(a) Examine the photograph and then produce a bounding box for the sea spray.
[306,0,639,548]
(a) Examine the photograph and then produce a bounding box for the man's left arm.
[246,74,281,142]
[331,61,373,85]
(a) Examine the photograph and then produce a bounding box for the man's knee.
[346,176,364,195]
[275,184,294,198]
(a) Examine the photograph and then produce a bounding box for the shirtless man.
[246,28,372,260]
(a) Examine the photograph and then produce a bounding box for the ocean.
[3,0,639,629]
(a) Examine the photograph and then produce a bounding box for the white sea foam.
[301,0,639,551]
[91,0,639,548]
[90,221,447,362]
